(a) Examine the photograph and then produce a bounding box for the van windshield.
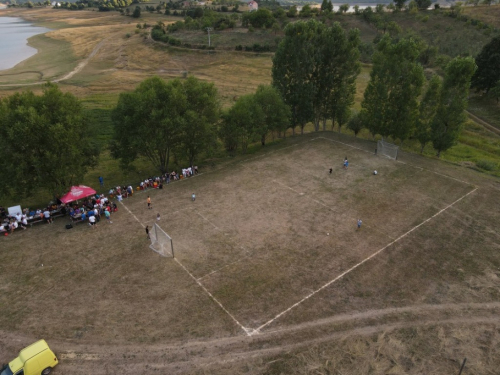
[0,365,14,375]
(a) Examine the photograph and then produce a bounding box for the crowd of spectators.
[0,204,64,235]
[0,166,199,236]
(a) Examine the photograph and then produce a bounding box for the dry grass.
[0,8,272,105]
[463,4,500,29]
[1,133,499,373]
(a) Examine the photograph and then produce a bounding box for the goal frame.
[149,223,174,258]
[376,139,399,160]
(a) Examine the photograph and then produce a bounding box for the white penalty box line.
[314,136,474,187]
[251,187,478,335]
[119,199,254,336]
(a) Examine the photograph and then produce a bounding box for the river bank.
[0,17,50,70]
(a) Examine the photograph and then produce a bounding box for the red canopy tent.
[60,185,97,204]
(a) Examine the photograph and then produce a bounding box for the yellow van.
[1,340,58,375]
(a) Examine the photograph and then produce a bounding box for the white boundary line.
[119,201,145,228]
[315,136,474,186]
[272,179,330,209]
[173,257,253,336]
[251,187,478,334]
[197,249,252,281]
[119,200,250,336]
[120,136,478,337]
[196,211,219,230]
[271,179,393,240]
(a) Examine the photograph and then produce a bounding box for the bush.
[125,33,131,38]
[476,160,497,171]
[168,37,181,46]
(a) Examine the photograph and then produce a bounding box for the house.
[248,0,258,11]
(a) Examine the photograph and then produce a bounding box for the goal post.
[377,139,399,160]
[149,223,174,257]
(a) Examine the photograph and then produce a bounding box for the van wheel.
[41,367,52,375]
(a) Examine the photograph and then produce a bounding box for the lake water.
[0,17,50,71]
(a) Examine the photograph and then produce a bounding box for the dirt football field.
[1,132,500,374]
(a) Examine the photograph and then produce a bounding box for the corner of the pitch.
[244,327,260,336]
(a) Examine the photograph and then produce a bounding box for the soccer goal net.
[149,223,174,257]
[377,139,399,160]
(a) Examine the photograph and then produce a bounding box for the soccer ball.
[327,233,330,236]
[373,170,378,175]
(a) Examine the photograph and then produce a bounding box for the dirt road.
[2,302,497,374]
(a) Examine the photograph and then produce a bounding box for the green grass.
[468,95,500,131]
[387,10,496,59]
[0,33,77,85]
[164,27,280,50]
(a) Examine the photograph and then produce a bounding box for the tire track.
[7,302,496,374]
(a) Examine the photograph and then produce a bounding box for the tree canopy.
[431,57,477,157]
[219,85,289,153]
[111,76,220,173]
[360,35,425,143]
[415,74,441,153]
[0,83,99,198]
[272,20,360,135]
[471,36,500,94]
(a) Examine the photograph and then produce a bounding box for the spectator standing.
[99,176,104,187]
[43,209,53,224]
[89,215,96,229]
[104,209,112,224]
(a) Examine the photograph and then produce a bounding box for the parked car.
[1,340,58,375]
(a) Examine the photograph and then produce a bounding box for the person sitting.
[81,212,87,221]
[20,216,27,230]
[10,220,18,233]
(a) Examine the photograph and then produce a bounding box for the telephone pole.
[206,27,213,47]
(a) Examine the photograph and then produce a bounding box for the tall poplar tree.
[360,35,424,143]
[415,75,441,154]
[314,24,360,132]
[431,57,477,157]
[272,20,360,135]
[272,20,316,135]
